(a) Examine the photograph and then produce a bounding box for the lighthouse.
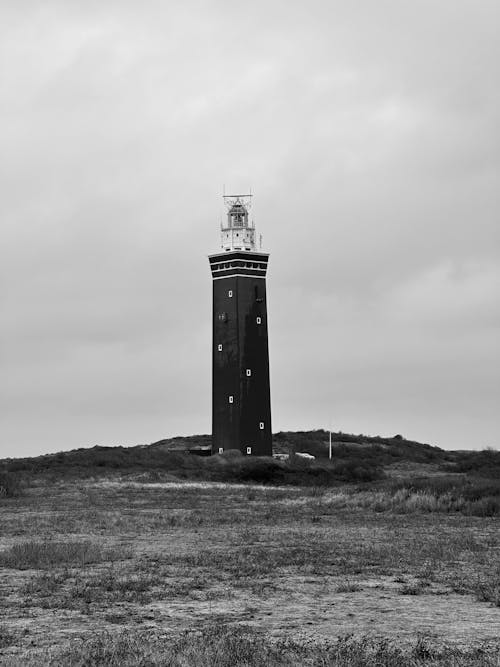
[209,195,272,456]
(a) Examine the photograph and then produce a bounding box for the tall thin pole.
[329,428,332,460]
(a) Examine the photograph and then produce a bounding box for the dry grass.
[335,579,363,593]
[0,540,126,570]
[0,626,17,650]
[321,485,500,516]
[4,627,500,667]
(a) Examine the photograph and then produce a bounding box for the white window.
[218,447,224,454]
[229,395,234,404]
[228,290,233,297]
[259,422,264,430]
[256,317,262,324]
[217,344,223,351]
[246,446,252,455]
[246,369,251,377]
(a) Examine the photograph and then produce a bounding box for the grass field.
[1,457,500,665]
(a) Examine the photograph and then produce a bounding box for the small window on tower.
[256,317,262,324]
[246,369,251,377]
[229,395,234,404]
[228,290,233,298]
[217,344,223,351]
[218,447,224,454]
[246,446,252,455]
[259,422,264,430]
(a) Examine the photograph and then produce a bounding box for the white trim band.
[212,274,266,280]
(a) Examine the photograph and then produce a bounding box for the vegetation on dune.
[1,429,496,480]
[273,429,446,463]
[453,448,500,478]
[209,454,385,485]
[1,431,499,514]
[0,439,386,486]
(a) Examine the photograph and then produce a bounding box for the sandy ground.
[2,569,500,654]
[1,477,500,660]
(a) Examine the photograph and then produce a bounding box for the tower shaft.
[209,197,272,456]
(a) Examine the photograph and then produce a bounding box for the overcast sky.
[1,0,499,458]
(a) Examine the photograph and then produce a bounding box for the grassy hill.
[1,430,498,489]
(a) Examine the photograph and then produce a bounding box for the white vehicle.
[295,452,315,460]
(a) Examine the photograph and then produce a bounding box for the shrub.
[0,472,22,498]
[469,497,500,517]
[454,449,500,478]
[332,459,385,483]
[235,459,285,484]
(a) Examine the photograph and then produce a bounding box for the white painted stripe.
[212,266,267,273]
[210,260,268,268]
[208,252,269,259]
[212,273,267,281]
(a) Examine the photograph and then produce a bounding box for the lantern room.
[221,196,256,252]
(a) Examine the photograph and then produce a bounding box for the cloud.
[1,0,499,455]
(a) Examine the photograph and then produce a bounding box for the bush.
[454,449,500,478]
[468,497,500,517]
[234,459,285,484]
[0,471,22,498]
[332,459,385,483]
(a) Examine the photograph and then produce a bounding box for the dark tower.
[209,195,272,456]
